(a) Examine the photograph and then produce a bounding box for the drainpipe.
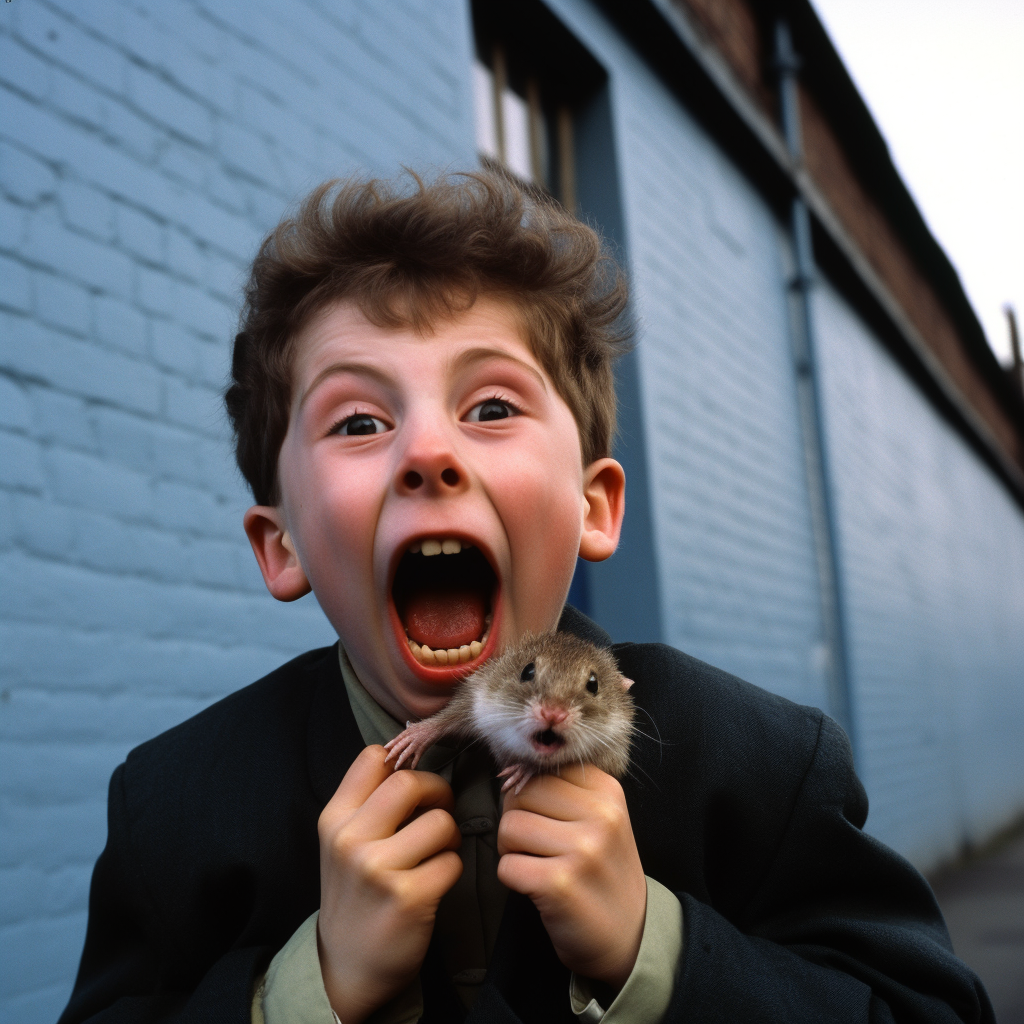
[1006,305,1022,396]
[775,20,856,754]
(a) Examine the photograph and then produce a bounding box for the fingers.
[497,850,566,896]
[383,806,462,870]
[351,768,456,842]
[320,746,455,846]
[502,768,620,821]
[498,808,575,858]
[405,848,464,901]
[326,745,396,817]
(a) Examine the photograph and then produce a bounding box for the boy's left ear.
[578,458,626,563]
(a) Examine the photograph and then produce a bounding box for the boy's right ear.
[243,506,312,602]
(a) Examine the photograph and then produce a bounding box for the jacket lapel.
[305,643,367,808]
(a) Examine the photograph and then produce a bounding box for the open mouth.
[392,538,498,671]
[532,729,566,754]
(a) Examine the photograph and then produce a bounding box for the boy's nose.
[402,465,460,490]
[395,440,469,497]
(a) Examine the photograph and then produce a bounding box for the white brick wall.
[0,1,475,1019]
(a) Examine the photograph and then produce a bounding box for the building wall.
[2,0,1023,1018]
[814,279,1024,868]
[0,2,475,1019]
[553,0,1024,867]
[554,0,831,711]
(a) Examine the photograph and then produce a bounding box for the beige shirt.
[253,644,683,1023]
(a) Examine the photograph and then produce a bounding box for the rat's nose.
[536,705,569,727]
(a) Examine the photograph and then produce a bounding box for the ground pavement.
[931,825,1024,1022]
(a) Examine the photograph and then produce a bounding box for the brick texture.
[674,0,1024,477]
[556,0,1024,868]
[0,1,474,1019]
[4,0,1024,1018]
[616,61,830,712]
[815,279,1024,867]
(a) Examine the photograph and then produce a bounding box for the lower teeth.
[409,633,487,666]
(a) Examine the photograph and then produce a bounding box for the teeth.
[409,538,471,556]
[408,630,490,667]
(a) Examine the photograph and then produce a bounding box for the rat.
[384,630,635,794]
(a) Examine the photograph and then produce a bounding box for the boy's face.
[245,297,623,722]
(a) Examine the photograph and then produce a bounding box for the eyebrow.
[450,346,549,392]
[299,346,549,410]
[298,362,395,410]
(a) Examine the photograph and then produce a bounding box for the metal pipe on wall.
[775,20,857,753]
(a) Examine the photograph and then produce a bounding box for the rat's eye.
[586,672,599,695]
[332,413,389,436]
[466,398,519,423]
[521,662,535,682]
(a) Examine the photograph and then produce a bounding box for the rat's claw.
[384,734,411,766]
[499,764,535,794]
[393,745,421,770]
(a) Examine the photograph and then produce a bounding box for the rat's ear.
[243,506,312,602]
[578,457,626,563]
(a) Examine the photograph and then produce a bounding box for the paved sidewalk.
[930,825,1024,1023]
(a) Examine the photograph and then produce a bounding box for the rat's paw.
[383,722,438,770]
[498,763,536,795]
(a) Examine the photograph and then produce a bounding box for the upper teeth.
[410,538,468,556]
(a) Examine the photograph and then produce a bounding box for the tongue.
[404,589,486,650]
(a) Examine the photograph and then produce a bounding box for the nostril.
[441,468,459,487]
[404,470,423,489]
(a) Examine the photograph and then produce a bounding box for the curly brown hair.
[225,170,632,506]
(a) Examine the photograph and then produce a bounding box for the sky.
[810,0,1024,366]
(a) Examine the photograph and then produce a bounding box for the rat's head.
[228,171,631,721]
[472,632,636,777]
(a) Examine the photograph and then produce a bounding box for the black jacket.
[60,609,992,1023]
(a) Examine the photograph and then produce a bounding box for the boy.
[60,172,991,1024]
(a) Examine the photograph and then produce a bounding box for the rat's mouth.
[532,729,566,755]
[391,538,498,671]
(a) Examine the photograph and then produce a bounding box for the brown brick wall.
[673,0,1023,473]
[674,0,775,116]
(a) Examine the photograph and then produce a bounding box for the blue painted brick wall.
[4,0,1024,1017]
[0,1,474,1019]
[815,280,1024,868]
[554,0,1024,870]
[553,0,831,714]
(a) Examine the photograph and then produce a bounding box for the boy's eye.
[333,414,389,436]
[466,398,518,423]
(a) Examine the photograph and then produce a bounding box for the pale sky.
[811,0,1024,365]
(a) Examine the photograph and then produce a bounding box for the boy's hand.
[497,767,647,991]
[317,745,463,1024]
